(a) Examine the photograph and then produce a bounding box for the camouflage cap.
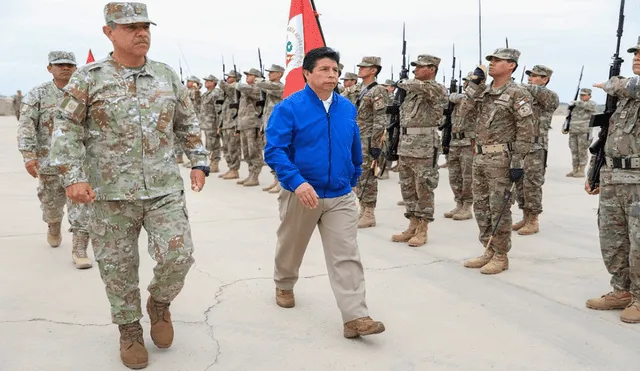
[244,68,263,78]
[525,65,553,77]
[411,54,441,67]
[265,64,285,73]
[627,36,640,53]
[485,48,521,63]
[341,72,358,80]
[104,2,156,25]
[187,76,200,83]
[462,71,474,81]
[225,70,241,78]
[381,79,396,86]
[203,74,219,83]
[357,56,382,67]
[580,88,592,95]
[48,51,77,65]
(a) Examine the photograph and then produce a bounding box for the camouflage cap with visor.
[104,2,156,25]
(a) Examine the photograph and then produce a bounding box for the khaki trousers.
[274,189,369,322]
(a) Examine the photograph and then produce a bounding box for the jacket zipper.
[325,110,332,198]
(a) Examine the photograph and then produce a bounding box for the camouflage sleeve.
[464,81,486,100]
[625,76,640,99]
[602,76,633,98]
[511,89,534,168]
[16,88,40,162]
[235,83,261,99]
[256,81,284,97]
[172,72,209,167]
[397,79,446,102]
[50,71,90,186]
[219,81,235,96]
[371,88,388,148]
[539,89,560,115]
[585,100,597,112]
[448,92,465,104]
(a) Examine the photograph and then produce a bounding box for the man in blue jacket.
[265,47,385,339]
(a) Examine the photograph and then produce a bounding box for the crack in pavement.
[0,318,111,326]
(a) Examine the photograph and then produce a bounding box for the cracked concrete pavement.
[1,115,640,370]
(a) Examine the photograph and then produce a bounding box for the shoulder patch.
[517,103,533,117]
[60,96,85,117]
[373,96,385,110]
[498,93,511,102]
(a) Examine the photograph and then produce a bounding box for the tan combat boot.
[222,169,239,180]
[480,252,509,274]
[211,158,220,173]
[262,177,278,191]
[275,288,295,308]
[236,173,251,185]
[518,213,539,235]
[444,202,462,218]
[566,165,577,177]
[463,248,494,268]
[268,183,282,194]
[218,169,229,178]
[119,322,148,369]
[512,211,528,231]
[586,290,632,310]
[407,219,428,247]
[175,155,183,164]
[573,166,585,178]
[391,217,419,242]
[243,172,260,187]
[620,299,640,323]
[358,207,376,228]
[146,296,174,348]
[47,222,62,248]
[397,200,405,206]
[343,316,385,338]
[72,231,92,269]
[453,202,473,220]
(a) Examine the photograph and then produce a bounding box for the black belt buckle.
[475,144,483,154]
[612,158,623,169]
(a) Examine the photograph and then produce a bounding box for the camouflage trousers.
[37,173,89,233]
[569,132,591,167]
[399,155,439,222]
[174,142,183,157]
[515,149,546,215]
[357,141,378,208]
[447,145,474,204]
[598,181,640,298]
[203,129,221,160]
[221,128,241,170]
[240,128,264,174]
[88,191,195,325]
[472,153,513,254]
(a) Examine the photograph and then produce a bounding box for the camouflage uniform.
[463,48,534,275]
[256,64,284,193]
[513,65,559,235]
[352,57,391,228]
[12,91,22,120]
[200,75,222,168]
[49,49,208,325]
[568,88,597,176]
[444,72,477,220]
[235,68,264,186]
[179,76,202,167]
[218,70,242,179]
[17,51,91,264]
[391,55,447,247]
[340,72,360,105]
[585,41,640,322]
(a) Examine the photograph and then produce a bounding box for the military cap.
[340,72,358,80]
[104,2,156,25]
[462,71,474,81]
[627,36,640,53]
[265,64,285,73]
[411,54,441,67]
[381,79,396,86]
[357,56,382,67]
[525,65,553,77]
[203,74,219,83]
[244,68,263,78]
[485,48,521,63]
[579,88,592,95]
[48,51,77,65]
[225,70,241,78]
[187,76,200,83]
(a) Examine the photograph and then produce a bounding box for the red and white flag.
[86,49,95,64]
[282,0,326,98]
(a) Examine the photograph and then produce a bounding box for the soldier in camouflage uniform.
[257,64,285,194]
[462,48,534,275]
[352,56,391,228]
[181,76,202,167]
[49,3,209,368]
[337,63,345,94]
[512,65,560,235]
[235,68,264,186]
[201,74,222,172]
[340,72,360,105]
[564,88,597,177]
[584,37,640,323]
[17,51,93,270]
[444,72,477,221]
[381,79,400,174]
[390,55,447,247]
[218,70,242,179]
[12,90,23,120]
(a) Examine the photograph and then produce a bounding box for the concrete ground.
[1,114,639,371]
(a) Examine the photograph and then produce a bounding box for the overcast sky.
[1,0,639,104]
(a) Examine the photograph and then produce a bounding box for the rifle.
[179,60,184,85]
[383,23,408,173]
[520,65,526,83]
[440,44,456,155]
[561,65,585,134]
[230,56,241,133]
[256,48,267,118]
[458,61,462,94]
[588,0,625,191]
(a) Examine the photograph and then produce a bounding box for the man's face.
[246,74,256,84]
[385,85,395,93]
[527,73,548,86]
[303,57,338,94]
[488,57,515,78]
[268,71,283,82]
[414,65,434,80]
[633,51,640,75]
[205,80,215,90]
[104,22,151,58]
[187,81,194,88]
[358,66,376,79]
[580,94,591,102]
[47,63,76,82]
[226,76,236,84]
[343,79,356,88]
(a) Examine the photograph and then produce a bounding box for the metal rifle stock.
[561,65,584,133]
[440,44,456,155]
[588,0,625,191]
[384,23,408,166]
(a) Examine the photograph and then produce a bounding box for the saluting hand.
[593,82,605,90]
[295,182,319,209]
[66,182,96,204]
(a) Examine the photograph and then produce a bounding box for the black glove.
[471,67,485,83]
[256,100,266,107]
[215,99,224,104]
[509,168,524,182]
[369,147,382,160]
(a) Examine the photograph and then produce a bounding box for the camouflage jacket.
[448,92,477,147]
[49,54,208,201]
[200,88,218,130]
[356,81,391,150]
[235,83,261,130]
[256,80,284,128]
[341,84,361,105]
[188,87,202,115]
[396,78,448,158]
[466,80,534,168]
[569,99,597,134]
[17,81,65,172]
[218,81,238,129]
[523,84,559,150]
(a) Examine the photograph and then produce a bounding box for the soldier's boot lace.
[453,202,473,220]
[391,217,419,242]
[71,231,92,269]
[464,248,494,269]
[620,298,640,323]
[480,252,509,274]
[47,222,62,248]
[119,321,148,369]
[586,290,632,310]
[518,213,539,235]
[146,296,174,348]
[444,202,462,218]
[408,219,428,247]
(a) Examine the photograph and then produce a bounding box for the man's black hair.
[302,47,340,73]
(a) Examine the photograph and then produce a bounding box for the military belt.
[452,131,475,140]
[475,143,513,155]
[402,127,435,135]
[606,157,640,169]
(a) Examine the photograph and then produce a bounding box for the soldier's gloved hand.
[509,168,524,183]
[25,159,40,178]
[369,147,382,160]
[471,65,487,83]
[66,182,96,204]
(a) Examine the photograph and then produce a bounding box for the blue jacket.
[265,84,362,199]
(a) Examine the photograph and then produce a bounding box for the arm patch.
[60,96,85,117]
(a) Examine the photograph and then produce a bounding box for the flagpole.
[309,0,326,45]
